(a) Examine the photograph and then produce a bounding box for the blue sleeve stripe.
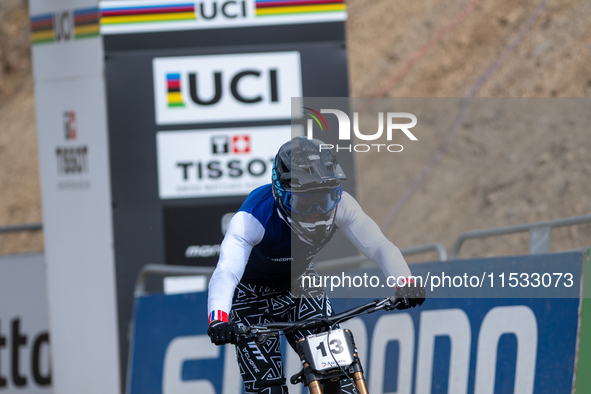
[238,184,275,228]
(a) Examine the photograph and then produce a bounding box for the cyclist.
[207,136,425,394]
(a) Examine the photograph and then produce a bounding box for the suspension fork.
[346,330,369,394]
[296,337,324,394]
[295,330,369,394]
[351,370,369,394]
[308,379,323,394]
[307,371,367,394]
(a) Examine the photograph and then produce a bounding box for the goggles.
[283,186,342,215]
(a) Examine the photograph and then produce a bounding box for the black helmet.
[272,137,347,246]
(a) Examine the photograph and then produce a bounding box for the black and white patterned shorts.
[230,281,355,394]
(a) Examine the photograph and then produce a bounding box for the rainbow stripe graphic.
[100,3,197,25]
[167,73,185,108]
[30,14,55,45]
[303,107,328,131]
[74,7,100,39]
[255,0,346,17]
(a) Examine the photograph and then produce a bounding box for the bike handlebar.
[238,296,402,343]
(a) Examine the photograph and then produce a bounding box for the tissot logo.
[212,135,251,154]
[156,126,294,198]
[55,146,88,174]
[176,133,268,181]
[63,111,76,140]
[211,136,228,154]
[153,52,302,125]
[56,110,89,176]
[304,108,418,153]
[54,110,90,190]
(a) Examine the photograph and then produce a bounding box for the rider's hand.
[207,320,239,345]
[394,280,426,310]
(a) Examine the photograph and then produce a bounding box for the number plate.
[303,329,354,371]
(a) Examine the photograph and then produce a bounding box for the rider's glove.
[207,320,239,346]
[394,280,426,310]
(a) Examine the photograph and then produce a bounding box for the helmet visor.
[284,187,342,215]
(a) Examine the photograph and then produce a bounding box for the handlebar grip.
[238,326,249,335]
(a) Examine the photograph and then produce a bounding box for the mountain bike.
[238,296,403,394]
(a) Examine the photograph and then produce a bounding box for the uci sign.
[153,52,302,125]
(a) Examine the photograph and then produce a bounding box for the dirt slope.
[0,0,43,254]
[0,0,589,258]
[346,0,591,259]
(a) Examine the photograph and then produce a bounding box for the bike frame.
[238,296,401,394]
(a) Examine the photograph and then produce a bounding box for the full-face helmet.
[272,137,347,246]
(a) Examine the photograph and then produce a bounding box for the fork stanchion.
[352,371,369,394]
[308,380,322,394]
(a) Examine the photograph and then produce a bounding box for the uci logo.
[154,52,301,125]
[171,68,279,106]
[304,108,418,153]
[166,69,279,108]
[54,11,73,41]
[197,1,248,20]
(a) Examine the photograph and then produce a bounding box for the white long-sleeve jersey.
[207,184,411,320]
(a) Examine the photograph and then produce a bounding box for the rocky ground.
[0,0,589,259]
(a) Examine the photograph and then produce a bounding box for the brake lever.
[378,296,401,311]
[239,325,278,345]
[255,333,271,345]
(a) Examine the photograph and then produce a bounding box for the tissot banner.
[156,125,299,198]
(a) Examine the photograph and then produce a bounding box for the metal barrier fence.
[134,264,215,296]
[314,243,447,275]
[451,214,591,259]
[9,214,591,285]
[0,223,43,234]
[134,243,448,295]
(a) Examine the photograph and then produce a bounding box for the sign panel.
[163,203,242,266]
[127,251,585,394]
[128,294,580,394]
[33,58,120,394]
[100,0,347,35]
[156,125,301,198]
[153,52,302,125]
[29,2,102,81]
[0,253,51,394]
[102,4,350,388]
